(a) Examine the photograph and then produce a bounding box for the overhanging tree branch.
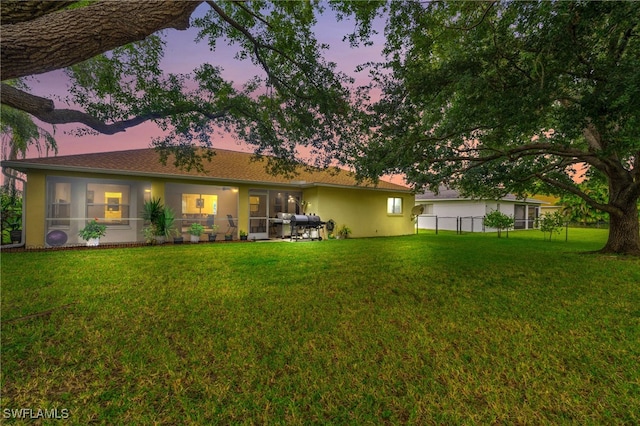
[1,0,202,80]
[1,0,340,143]
[205,0,304,96]
[536,173,620,215]
[432,142,605,168]
[0,0,77,25]
[444,1,496,31]
[235,2,273,29]
[1,83,228,135]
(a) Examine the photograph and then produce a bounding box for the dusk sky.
[24,3,387,162]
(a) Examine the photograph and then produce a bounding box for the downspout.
[1,167,26,249]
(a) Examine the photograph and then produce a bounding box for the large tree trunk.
[601,179,640,255]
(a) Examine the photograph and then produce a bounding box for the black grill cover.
[290,214,322,227]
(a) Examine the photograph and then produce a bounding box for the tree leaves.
[351,1,639,203]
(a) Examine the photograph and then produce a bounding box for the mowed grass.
[1,229,639,424]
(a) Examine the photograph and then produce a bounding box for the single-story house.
[415,187,544,232]
[1,148,414,247]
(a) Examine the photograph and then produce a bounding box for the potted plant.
[143,225,158,245]
[208,224,219,242]
[337,224,352,239]
[224,231,233,241]
[188,223,205,243]
[5,216,22,244]
[79,218,107,246]
[239,230,248,241]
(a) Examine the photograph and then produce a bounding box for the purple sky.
[24,4,387,162]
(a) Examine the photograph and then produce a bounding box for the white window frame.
[387,197,403,215]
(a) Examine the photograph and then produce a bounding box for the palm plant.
[157,207,178,239]
[142,197,163,227]
[141,198,177,241]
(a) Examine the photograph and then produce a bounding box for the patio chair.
[226,214,237,235]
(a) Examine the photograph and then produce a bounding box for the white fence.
[416,215,538,234]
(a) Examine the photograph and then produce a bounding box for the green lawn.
[1,229,639,424]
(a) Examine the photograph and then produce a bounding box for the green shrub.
[536,211,565,241]
[483,210,514,238]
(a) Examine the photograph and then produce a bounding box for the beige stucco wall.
[24,171,46,247]
[237,186,249,236]
[150,180,165,201]
[305,186,414,238]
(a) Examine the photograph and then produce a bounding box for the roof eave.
[417,196,543,204]
[307,182,412,193]
[1,162,411,192]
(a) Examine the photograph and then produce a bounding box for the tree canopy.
[0,0,360,173]
[350,1,640,254]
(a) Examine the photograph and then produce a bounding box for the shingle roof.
[416,186,543,203]
[3,148,410,192]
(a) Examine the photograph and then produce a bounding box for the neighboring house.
[532,194,563,217]
[415,187,544,232]
[1,148,414,247]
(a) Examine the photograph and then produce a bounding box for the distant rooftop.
[416,186,543,203]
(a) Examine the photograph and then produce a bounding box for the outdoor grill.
[289,214,325,241]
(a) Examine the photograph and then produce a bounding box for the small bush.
[536,211,565,241]
[483,210,514,238]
